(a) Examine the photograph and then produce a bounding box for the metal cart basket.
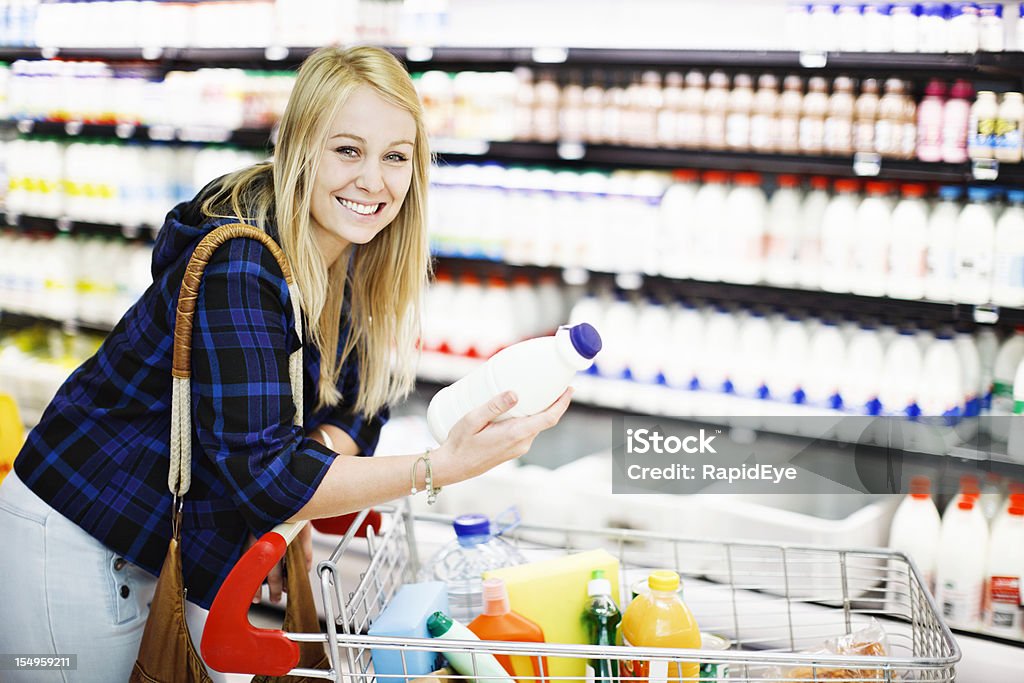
[201,502,960,682]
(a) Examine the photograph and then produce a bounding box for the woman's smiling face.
[310,85,416,264]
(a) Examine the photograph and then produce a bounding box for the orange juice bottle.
[468,578,549,681]
[620,570,700,682]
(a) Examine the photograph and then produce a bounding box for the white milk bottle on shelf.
[734,309,773,400]
[426,323,601,443]
[820,179,861,293]
[842,322,886,415]
[879,327,923,417]
[568,292,605,332]
[475,278,517,360]
[945,475,982,517]
[983,501,1024,636]
[918,331,965,420]
[797,176,830,290]
[976,327,999,413]
[886,183,930,300]
[697,305,739,393]
[595,293,636,381]
[993,189,1024,308]
[955,327,983,417]
[446,275,484,357]
[535,275,565,333]
[851,181,895,297]
[767,313,809,404]
[663,301,704,391]
[658,169,699,279]
[888,476,942,599]
[630,298,672,385]
[954,187,998,305]
[925,185,964,302]
[991,329,1024,442]
[509,276,542,339]
[691,171,730,282]
[935,497,989,630]
[723,172,767,285]
[805,318,847,410]
[764,174,804,288]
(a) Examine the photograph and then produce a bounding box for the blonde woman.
[0,46,571,682]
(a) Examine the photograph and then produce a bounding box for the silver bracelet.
[410,449,441,505]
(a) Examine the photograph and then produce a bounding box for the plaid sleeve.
[319,353,389,456]
[190,238,335,534]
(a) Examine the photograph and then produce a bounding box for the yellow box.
[483,549,620,681]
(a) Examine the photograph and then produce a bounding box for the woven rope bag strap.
[169,224,304,498]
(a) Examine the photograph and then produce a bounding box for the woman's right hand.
[431,388,573,487]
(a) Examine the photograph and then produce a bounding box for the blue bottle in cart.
[419,513,526,622]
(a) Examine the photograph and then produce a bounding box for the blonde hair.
[203,46,431,416]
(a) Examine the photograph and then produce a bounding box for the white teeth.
[338,198,379,215]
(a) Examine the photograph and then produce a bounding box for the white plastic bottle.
[722,172,767,285]
[925,185,964,302]
[596,293,636,381]
[797,176,831,290]
[767,313,810,404]
[691,171,730,282]
[733,309,774,400]
[630,298,672,386]
[658,169,699,279]
[663,301,704,391]
[805,318,847,410]
[887,183,930,300]
[851,181,895,297]
[993,189,1024,307]
[955,326,983,418]
[976,327,999,412]
[918,331,966,420]
[992,329,1024,442]
[888,476,942,595]
[954,186,998,305]
[983,501,1024,635]
[764,174,804,288]
[820,179,862,294]
[697,305,739,393]
[935,497,989,629]
[1007,359,1024,462]
[879,327,923,417]
[842,322,886,415]
[426,323,601,442]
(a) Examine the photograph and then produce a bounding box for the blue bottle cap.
[1007,189,1024,204]
[569,322,603,360]
[937,185,964,200]
[919,2,946,16]
[977,3,1002,17]
[967,186,994,202]
[453,514,491,537]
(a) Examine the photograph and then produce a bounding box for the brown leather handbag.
[131,224,328,683]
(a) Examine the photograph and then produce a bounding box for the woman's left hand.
[249,522,314,604]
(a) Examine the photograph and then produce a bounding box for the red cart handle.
[201,521,305,675]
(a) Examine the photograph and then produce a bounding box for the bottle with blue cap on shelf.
[426,322,602,443]
[954,185,998,306]
[419,513,528,623]
[993,188,1024,308]
[925,184,965,303]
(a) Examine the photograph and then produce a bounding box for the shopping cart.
[201,503,960,682]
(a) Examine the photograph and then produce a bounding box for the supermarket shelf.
[0,309,113,335]
[1,45,1024,76]
[8,119,1024,184]
[2,212,159,240]
[4,118,276,148]
[433,253,1024,327]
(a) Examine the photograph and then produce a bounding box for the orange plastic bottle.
[620,570,701,682]
[468,578,549,682]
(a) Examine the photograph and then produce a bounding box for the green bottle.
[582,570,620,683]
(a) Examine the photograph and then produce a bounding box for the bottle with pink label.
[917,79,946,162]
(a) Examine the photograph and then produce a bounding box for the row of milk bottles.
[421,273,571,359]
[567,291,1003,425]
[0,231,151,326]
[889,475,1024,636]
[3,138,261,227]
[430,163,1024,308]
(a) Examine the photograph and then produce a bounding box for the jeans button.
[114,557,126,571]
[120,585,130,599]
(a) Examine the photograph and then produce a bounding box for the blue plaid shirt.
[15,184,388,608]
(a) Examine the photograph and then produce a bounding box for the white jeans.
[0,471,231,683]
